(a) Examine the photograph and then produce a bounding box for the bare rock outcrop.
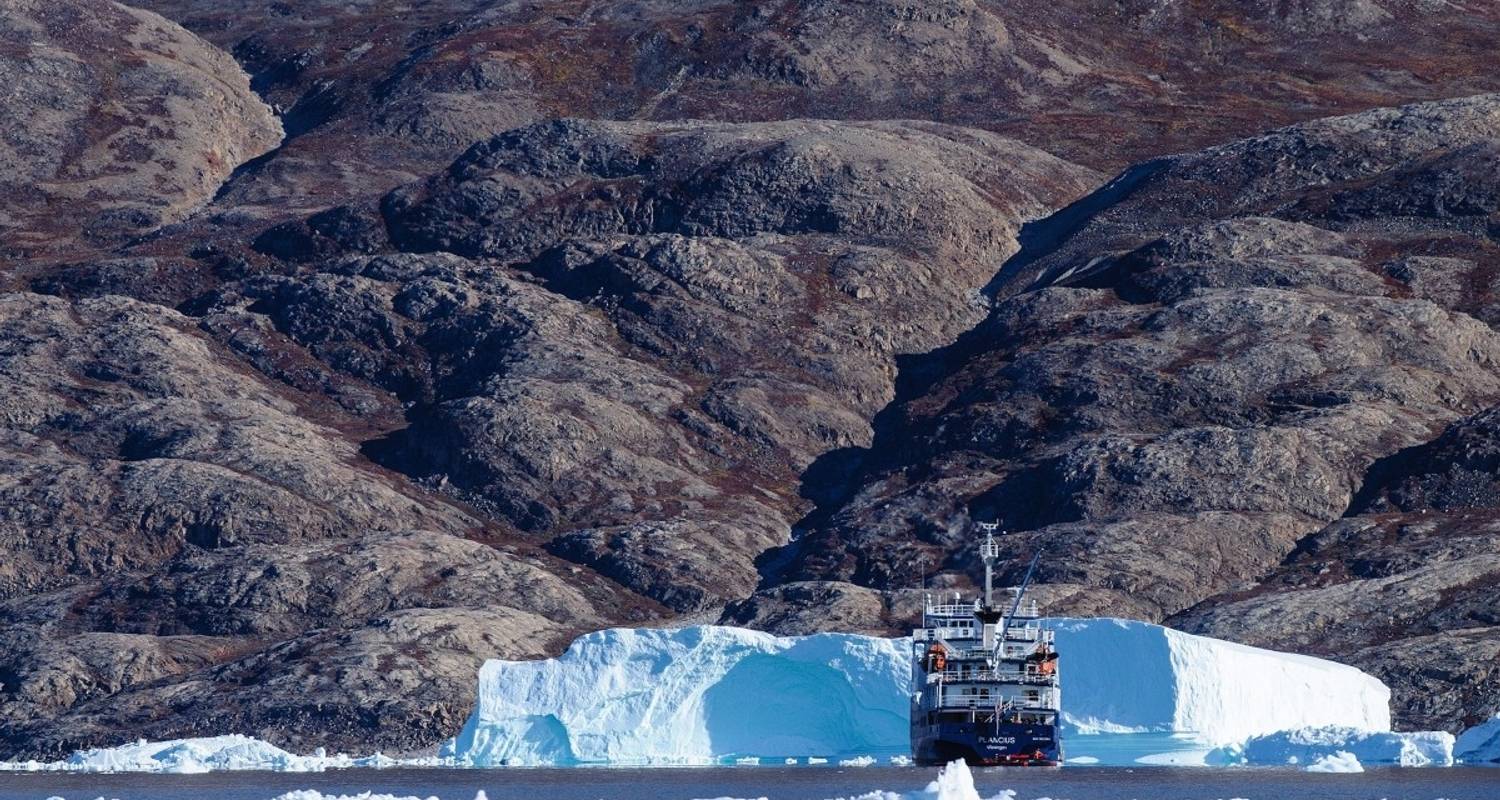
[0,291,653,757]
[94,0,1500,261]
[0,0,280,257]
[221,121,1094,612]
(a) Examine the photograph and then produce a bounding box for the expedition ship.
[910,524,1061,766]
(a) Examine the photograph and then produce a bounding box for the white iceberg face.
[1456,714,1500,763]
[445,627,911,766]
[1051,618,1391,744]
[446,621,1396,766]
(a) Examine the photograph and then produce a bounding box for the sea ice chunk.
[0,735,450,774]
[268,794,487,800]
[923,759,980,800]
[1304,750,1364,773]
[1215,726,1454,766]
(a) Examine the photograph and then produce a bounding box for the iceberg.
[1211,726,1455,767]
[445,627,910,765]
[916,759,981,800]
[1456,714,1500,763]
[446,621,1394,766]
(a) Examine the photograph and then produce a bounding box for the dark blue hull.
[912,720,1061,766]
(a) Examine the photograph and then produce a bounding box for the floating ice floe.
[247,765,999,800]
[1456,714,1500,763]
[1210,725,1454,767]
[916,758,982,800]
[1304,750,1364,773]
[444,621,1398,766]
[826,760,1014,800]
[0,735,449,774]
[268,793,489,800]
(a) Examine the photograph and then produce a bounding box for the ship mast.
[977,522,1001,609]
[975,522,1004,652]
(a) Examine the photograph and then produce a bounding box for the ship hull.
[911,720,1061,767]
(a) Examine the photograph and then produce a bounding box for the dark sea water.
[1,766,1496,800]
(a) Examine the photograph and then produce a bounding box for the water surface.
[2,765,1496,800]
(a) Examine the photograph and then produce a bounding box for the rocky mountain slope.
[16,0,1500,270]
[4,0,1500,758]
[765,94,1500,732]
[0,0,280,260]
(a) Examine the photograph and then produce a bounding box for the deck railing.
[934,670,1057,686]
